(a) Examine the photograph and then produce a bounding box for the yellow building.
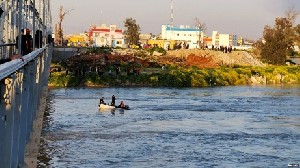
[67,34,89,47]
[147,39,177,50]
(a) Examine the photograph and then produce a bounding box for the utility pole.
[195,18,206,49]
[170,0,174,27]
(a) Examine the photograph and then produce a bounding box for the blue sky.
[51,0,300,40]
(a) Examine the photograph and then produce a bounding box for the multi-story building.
[161,25,204,49]
[212,31,238,48]
[88,24,125,48]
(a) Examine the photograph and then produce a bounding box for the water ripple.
[38,86,300,167]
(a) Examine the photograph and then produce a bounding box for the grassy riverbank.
[48,65,300,87]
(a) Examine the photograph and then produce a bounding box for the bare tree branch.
[56,6,73,45]
[285,6,298,23]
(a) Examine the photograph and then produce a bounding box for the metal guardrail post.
[11,71,24,168]
[25,60,37,142]
[18,67,30,165]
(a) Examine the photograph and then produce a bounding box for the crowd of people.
[1,28,54,65]
[16,28,47,56]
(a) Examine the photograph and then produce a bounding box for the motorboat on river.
[98,103,130,110]
[98,104,115,110]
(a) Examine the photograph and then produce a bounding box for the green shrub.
[86,47,112,54]
[235,74,248,85]
[191,73,208,87]
[148,47,167,55]
[273,67,288,76]
[287,66,300,74]
[150,75,159,86]
[49,61,300,87]
[282,74,298,84]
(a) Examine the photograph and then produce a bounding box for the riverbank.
[49,47,300,87]
[48,65,300,87]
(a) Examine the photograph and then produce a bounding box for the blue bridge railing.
[0,44,52,167]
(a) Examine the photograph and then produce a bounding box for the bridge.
[0,0,52,167]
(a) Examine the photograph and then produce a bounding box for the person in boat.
[118,101,125,108]
[111,95,116,106]
[99,97,105,104]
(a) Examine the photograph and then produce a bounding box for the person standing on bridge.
[35,30,43,48]
[16,29,27,55]
[25,29,33,55]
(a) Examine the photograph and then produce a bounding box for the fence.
[0,43,16,60]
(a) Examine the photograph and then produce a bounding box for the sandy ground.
[165,49,265,68]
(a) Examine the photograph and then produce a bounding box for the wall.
[212,31,238,47]
[52,47,80,62]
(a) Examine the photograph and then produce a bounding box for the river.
[38,85,300,168]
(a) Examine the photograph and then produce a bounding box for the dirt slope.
[166,49,264,68]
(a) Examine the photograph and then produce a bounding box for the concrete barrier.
[52,47,80,62]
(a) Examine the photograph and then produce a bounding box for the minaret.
[170,0,174,27]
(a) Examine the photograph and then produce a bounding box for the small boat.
[98,104,115,110]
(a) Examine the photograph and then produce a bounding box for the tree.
[295,24,300,48]
[194,18,206,49]
[256,9,299,65]
[124,18,140,46]
[258,24,287,65]
[55,6,72,46]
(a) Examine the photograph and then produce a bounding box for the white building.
[212,31,238,48]
[88,24,125,48]
[161,25,204,49]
